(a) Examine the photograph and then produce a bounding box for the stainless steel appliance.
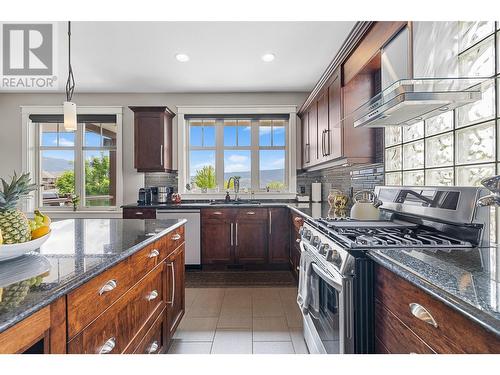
[156,209,201,266]
[298,185,491,354]
[138,188,152,205]
[157,186,169,204]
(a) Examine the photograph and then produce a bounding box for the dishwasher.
[156,209,201,266]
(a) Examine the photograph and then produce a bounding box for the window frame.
[21,106,123,212]
[178,105,297,199]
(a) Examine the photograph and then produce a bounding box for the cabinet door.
[235,220,267,264]
[134,112,165,172]
[307,102,319,165]
[317,90,329,163]
[301,112,310,167]
[201,218,233,264]
[268,208,290,264]
[328,70,342,160]
[167,246,185,338]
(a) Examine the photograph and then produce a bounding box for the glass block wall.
[385,21,499,187]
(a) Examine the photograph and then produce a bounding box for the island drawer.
[67,258,135,338]
[375,264,500,353]
[375,299,434,354]
[201,208,235,220]
[130,239,166,280]
[235,208,268,221]
[164,225,185,255]
[68,264,165,354]
[131,309,166,354]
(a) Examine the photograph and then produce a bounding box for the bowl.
[0,232,51,262]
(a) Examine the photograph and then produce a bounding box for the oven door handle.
[311,262,342,291]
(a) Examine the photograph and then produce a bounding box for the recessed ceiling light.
[175,53,190,62]
[261,53,275,62]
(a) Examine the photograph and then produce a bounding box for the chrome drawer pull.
[409,303,438,328]
[99,279,117,295]
[247,211,256,215]
[146,340,159,354]
[147,290,159,301]
[171,233,181,240]
[213,211,223,215]
[135,212,144,215]
[149,249,160,258]
[98,337,116,354]
[167,263,175,306]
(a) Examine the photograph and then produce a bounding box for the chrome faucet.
[227,176,241,201]
[476,175,500,207]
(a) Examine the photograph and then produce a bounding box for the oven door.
[301,252,354,354]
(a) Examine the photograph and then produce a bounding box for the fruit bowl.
[0,232,51,262]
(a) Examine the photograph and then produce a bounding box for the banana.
[34,210,51,226]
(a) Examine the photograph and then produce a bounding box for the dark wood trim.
[298,21,373,115]
[129,106,175,117]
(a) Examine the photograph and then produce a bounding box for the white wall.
[0,92,307,205]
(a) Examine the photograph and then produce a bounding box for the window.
[184,113,292,194]
[22,107,122,211]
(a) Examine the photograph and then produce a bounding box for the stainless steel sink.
[209,200,261,206]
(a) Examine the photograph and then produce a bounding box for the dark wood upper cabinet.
[130,106,175,172]
[317,90,329,163]
[307,102,318,165]
[328,70,342,160]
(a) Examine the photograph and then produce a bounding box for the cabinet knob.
[99,279,117,295]
[148,249,160,258]
[146,290,159,301]
[409,303,438,328]
[171,233,181,241]
[98,337,116,354]
[146,341,159,354]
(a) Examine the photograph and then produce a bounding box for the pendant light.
[63,21,76,131]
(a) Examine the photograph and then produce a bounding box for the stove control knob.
[327,249,342,265]
[311,236,320,247]
[319,243,331,255]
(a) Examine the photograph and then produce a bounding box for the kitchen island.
[0,218,186,354]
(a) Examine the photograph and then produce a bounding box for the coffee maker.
[138,188,152,205]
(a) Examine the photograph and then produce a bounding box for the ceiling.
[50,21,355,93]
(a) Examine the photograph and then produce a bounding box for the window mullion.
[75,123,84,207]
[216,120,224,189]
[251,119,259,191]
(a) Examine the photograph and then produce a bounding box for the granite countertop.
[0,218,186,334]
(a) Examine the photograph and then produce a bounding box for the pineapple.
[0,173,37,244]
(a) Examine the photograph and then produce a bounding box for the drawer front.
[375,264,500,353]
[123,208,156,219]
[132,310,165,354]
[236,208,268,221]
[68,265,165,354]
[375,299,435,354]
[201,208,235,220]
[164,225,185,255]
[67,259,133,338]
[291,213,304,231]
[130,240,165,281]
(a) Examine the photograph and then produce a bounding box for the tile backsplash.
[144,172,178,190]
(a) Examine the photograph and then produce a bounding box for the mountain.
[42,157,74,173]
[223,169,284,188]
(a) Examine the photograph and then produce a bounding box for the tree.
[266,181,285,191]
[55,170,75,195]
[193,165,216,189]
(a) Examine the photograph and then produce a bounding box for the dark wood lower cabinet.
[374,264,500,354]
[200,208,292,268]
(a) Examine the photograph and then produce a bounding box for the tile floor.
[168,287,309,354]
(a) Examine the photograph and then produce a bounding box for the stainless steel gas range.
[298,185,491,354]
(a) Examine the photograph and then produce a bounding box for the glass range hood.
[351,78,487,128]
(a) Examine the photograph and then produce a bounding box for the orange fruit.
[31,226,50,239]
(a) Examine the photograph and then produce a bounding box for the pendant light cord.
[65,21,75,102]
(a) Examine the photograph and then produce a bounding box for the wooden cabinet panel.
[235,208,268,221]
[167,245,185,338]
[317,90,329,162]
[68,265,166,354]
[328,70,343,160]
[235,220,267,264]
[308,102,318,164]
[132,308,166,354]
[130,106,175,172]
[0,306,50,354]
[164,225,185,256]
[375,264,500,353]
[201,218,233,264]
[268,208,290,264]
[375,299,435,354]
[123,207,156,219]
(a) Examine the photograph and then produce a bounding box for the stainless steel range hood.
[352,78,485,128]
